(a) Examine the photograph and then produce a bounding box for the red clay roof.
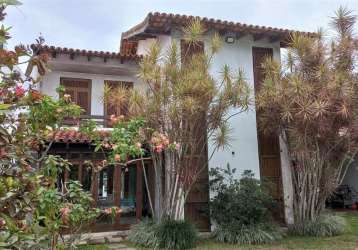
[122,12,315,47]
[48,130,110,143]
[31,44,141,61]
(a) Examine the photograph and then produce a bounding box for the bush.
[127,218,160,248]
[288,214,347,237]
[210,167,281,244]
[156,219,198,250]
[128,218,197,249]
[214,224,282,245]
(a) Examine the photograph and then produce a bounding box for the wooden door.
[180,40,210,231]
[252,47,284,222]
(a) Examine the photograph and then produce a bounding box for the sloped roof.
[48,129,110,143]
[121,12,315,47]
[32,44,141,61]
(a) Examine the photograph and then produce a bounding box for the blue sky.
[4,0,358,52]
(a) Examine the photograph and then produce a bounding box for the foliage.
[210,167,275,227]
[256,7,358,223]
[106,18,251,220]
[288,214,347,237]
[0,2,97,249]
[128,218,197,249]
[156,219,198,250]
[214,224,282,245]
[36,180,99,249]
[210,166,281,244]
[127,218,160,248]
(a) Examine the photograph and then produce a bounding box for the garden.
[1,0,358,249]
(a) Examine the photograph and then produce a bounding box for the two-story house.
[28,12,314,232]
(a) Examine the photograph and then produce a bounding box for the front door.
[252,47,284,222]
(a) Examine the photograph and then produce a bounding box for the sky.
[3,0,358,53]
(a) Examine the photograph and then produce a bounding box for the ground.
[80,211,358,250]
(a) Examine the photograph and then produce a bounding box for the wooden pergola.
[48,140,153,232]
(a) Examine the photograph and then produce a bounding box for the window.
[60,78,91,115]
[180,40,204,65]
[104,80,133,121]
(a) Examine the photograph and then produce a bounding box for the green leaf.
[0,104,11,110]
[0,0,22,6]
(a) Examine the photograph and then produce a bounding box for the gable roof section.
[121,12,315,48]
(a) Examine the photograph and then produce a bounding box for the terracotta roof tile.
[122,12,316,48]
[48,129,110,143]
[31,44,141,61]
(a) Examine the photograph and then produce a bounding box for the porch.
[49,140,155,232]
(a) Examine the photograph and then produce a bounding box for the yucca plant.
[256,7,358,226]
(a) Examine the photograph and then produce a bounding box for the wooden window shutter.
[180,40,204,65]
[104,80,133,124]
[60,78,91,115]
[77,91,90,115]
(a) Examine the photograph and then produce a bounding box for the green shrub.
[210,167,281,244]
[128,218,197,249]
[214,224,282,245]
[156,219,198,250]
[127,218,160,248]
[288,214,347,237]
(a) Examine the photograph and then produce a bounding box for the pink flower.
[103,208,112,215]
[155,144,164,153]
[135,142,142,149]
[174,142,180,150]
[0,218,6,229]
[15,86,25,98]
[60,206,71,225]
[63,94,71,102]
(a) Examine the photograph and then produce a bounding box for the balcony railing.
[63,115,111,128]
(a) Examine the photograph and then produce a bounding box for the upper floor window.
[180,40,204,65]
[104,80,133,124]
[60,78,91,115]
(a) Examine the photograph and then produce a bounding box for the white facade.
[39,53,142,118]
[137,32,281,180]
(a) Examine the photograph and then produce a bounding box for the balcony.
[63,115,112,128]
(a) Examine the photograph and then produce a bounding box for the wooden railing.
[63,115,111,128]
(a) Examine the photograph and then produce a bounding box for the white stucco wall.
[137,35,172,56]
[41,71,140,116]
[159,32,281,178]
[208,35,281,179]
[40,55,142,117]
[148,31,281,180]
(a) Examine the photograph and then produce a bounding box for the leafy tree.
[105,19,250,220]
[0,2,98,249]
[256,7,358,223]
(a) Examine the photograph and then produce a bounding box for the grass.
[81,211,358,250]
[193,212,358,250]
[77,245,109,250]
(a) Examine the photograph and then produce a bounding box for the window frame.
[60,77,92,115]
